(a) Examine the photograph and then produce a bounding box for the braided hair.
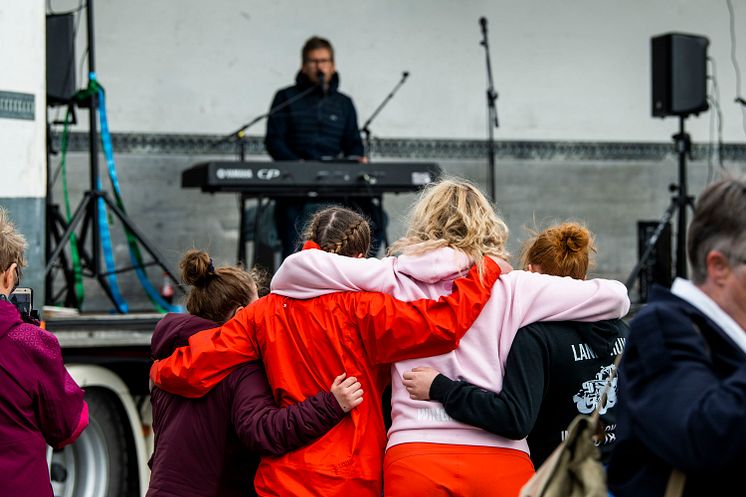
[303,206,372,257]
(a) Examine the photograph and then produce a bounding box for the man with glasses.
[266,36,363,163]
[265,36,383,259]
[608,176,746,497]
[0,208,88,497]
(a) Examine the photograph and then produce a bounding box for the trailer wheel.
[49,388,132,497]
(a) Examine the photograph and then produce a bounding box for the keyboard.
[182,161,442,196]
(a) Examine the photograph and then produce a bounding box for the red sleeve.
[150,304,260,398]
[352,257,500,364]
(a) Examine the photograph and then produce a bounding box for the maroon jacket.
[0,300,88,497]
[147,313,346,497]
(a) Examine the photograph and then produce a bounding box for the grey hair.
[687,176,746,284]
[0,208,27,275]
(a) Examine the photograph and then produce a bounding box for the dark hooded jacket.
[264,71,364,160]
[608,286,746,497]
[147,313,345,497]
[0,299,88,497]
[430,318,629,467]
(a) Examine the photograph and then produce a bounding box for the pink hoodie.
[270,246,630,452]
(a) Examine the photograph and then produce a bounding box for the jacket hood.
[394,246,472,284]
[295,70,340,94]
[0,299,22,339]
[151,313,217,360]
[575,318,629,356]
[270,245,473,300]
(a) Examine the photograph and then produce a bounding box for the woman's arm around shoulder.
[350,257,501,364]
[507,270,630,327]
[150,303,261,398]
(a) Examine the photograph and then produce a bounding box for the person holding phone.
[0,208,89,497]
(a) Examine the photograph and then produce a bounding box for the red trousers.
[384,442,534,497]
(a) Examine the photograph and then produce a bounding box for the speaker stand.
[44,0,180,312]
[626,116,695,291]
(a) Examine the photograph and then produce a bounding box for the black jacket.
[147,313,345,497]
[430,318,628,467]
[264,71,364,160]
[607,285,746,497]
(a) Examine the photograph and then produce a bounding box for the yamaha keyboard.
[182,161,442,196]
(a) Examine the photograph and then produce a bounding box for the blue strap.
[96,82,183,313]
[95,176,129,313]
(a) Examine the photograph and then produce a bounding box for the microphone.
[402,71,410,81]
[479,16,487,34]
[317,71,327,94]
[359,172,377,185]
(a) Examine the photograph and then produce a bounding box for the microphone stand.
[217,80,321,266]
[214,81,321,160]
[360,71,410,159]
[479,17,499,201]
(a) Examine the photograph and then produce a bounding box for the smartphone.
[10,287,33,317]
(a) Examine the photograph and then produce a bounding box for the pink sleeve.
[270,247,473,300]
[508,271,630,327]
[270,249,406,298]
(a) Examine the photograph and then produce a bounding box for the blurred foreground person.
[608,176,746,497]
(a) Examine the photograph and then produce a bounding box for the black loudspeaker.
[651,33,709,118]
[637,221,673,302]
[46,14,76,105]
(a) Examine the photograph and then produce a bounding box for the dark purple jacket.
[147,313,346,497]
[0,300,88,497]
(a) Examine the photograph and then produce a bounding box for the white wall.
[45,0,746,143]
[0,0,46,198]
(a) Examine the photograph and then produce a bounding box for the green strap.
[59,108,85,305]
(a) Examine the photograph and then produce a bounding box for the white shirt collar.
[671,278,746,356]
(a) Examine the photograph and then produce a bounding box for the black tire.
[50,388,133,497]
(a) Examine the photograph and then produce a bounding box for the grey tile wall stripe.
[54,131,746,161]
[0,91,35,120]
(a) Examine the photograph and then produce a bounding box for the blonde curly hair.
[388,178,509,274]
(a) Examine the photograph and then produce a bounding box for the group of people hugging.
[1,174,743,497]
[148,177,632,497]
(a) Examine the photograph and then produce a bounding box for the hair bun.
[557,223,590,254]
[179,249,213,287]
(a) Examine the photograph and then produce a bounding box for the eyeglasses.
[304,58,333,65]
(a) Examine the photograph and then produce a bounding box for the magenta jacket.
[0,300,88,497]
[147,313,346,497]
